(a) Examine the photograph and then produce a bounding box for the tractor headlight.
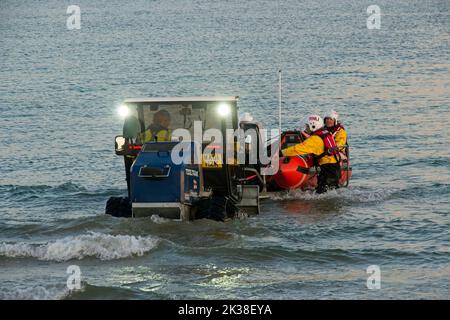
[118,104,130,118]
[217,103,231,117]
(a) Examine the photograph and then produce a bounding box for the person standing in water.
[282,115,340,194]
[324,110,348,160]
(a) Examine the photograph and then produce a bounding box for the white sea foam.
[150,214,172,224]
[269,187,395,203]
[0,232,159,261]
[239,234,283,243]
[0,285,73,300]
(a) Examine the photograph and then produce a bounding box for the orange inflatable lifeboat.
[273,156,310,189]
[267,130,352,191]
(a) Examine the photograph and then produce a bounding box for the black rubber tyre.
[195,197,238,221]
[105,197,132,217]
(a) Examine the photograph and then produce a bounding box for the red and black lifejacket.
[329,123,346,142]
[312,129,340,163]
[328,123,349,156]
[329,123,344,135]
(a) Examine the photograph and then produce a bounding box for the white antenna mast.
[278,69,282,134]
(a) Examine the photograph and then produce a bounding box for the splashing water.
[269,186,396,203]
[0,232,160,261]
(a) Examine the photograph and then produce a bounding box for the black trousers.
[317,163,340,194]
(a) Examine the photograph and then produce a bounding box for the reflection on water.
[283,199,342,216]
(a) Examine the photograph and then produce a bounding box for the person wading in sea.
[282,115,340,194]
[324,110,348,161]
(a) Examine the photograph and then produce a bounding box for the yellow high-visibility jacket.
[282,135,337,165]
[140,129,171,143]
[333,127,347,148]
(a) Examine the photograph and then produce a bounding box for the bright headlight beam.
[118,104,130,118]
[217,103,231,117]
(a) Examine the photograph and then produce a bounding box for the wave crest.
[0,232,159,261]
[0,285,73,300]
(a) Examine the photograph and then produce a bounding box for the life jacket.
[329,123,344,135]
[328,123,348,157]
[329,123,346,141]
[140,125,171,143]
[312,128,340,163]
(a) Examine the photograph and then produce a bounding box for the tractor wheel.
[105,197,132,218]
[195,197,236,222]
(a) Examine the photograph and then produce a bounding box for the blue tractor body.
[130,142,202,219]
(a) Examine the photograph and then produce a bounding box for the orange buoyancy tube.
[273,156,310,189]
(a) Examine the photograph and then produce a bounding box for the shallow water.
[0,0,449,299]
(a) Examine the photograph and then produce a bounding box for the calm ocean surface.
[0,0,449,299]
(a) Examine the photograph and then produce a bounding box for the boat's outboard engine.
[129,141,203,219]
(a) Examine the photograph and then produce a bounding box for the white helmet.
[306,114,323,132]
[324,110,339,124]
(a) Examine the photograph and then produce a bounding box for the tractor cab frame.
[107,96,260,221]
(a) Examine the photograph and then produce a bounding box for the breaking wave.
[0,285,74,300]
[0,232,159,261]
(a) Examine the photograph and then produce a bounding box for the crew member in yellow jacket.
[282,115,340,193]
[324,110,348,159]
[140,109,172,143]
